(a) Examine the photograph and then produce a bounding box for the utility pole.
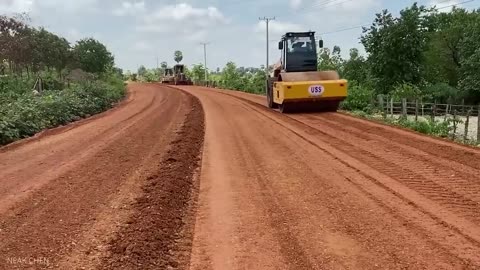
[259,16,275,92]
[200,42,210,82]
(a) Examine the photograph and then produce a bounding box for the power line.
[259,16,275,91]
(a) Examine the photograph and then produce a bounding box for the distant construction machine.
[267,31,348,113]
[161,68,174,84]
[173,64,193,85]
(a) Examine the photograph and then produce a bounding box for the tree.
[220,62,241,90]
[422,8,477,87]
[190,63,205,82]
[245,69,266,94]
[343,48,368,84]
[137,65,147,77]
[361,4,435,94]
[458,21,480,103]
[174,51,183,63]
[318,46,344,74]
[160,61,168,69]
[73,38,114,74]
[0,14,34,74]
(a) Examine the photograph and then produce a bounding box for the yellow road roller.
[267,32,348,113]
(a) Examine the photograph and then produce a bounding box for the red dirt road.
[0,83,204,269]
[1,83,480,269]
[177,86,480,270]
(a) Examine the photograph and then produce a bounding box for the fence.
[374,96,480,144]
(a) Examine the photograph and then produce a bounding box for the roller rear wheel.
[278,103,293,113]
[267,81,278,109]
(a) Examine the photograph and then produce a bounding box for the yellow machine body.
[273,79,348,104]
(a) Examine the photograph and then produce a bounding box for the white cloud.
[323,0,379,13]
[113,1,145,16]
[37,0,98,13]
[144,3,226,24]
[290,0,302,9]
[132,40,152,51]
[137,3,227,42]
[0,0,99,14]
[255,20,304,35]
[0,0,34,13]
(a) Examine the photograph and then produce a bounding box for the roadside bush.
[340,82,375,112]
[0,77,125,145]
[423,83,459,104]
[397,118,450,137]
[392,83,421,100]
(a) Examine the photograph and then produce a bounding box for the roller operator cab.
[268,31,348,113]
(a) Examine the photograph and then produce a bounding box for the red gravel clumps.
[100,94,205,270]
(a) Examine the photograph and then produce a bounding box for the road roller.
[267,31,348,113]
[173,64,193,85]
[161,68,175,84]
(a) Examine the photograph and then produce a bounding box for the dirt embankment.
[99,92,205,269]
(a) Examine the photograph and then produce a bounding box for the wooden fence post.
[452,110,458,140]
[415,100,419,122]
[378,95,385,118]
[390,98,394,118]
[444,104,449,122]
[431,102,437,122]
[401,98,407,119]
[464,110,471,143]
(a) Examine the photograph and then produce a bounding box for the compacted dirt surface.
[176,86,480,270]
[1,83,480,269]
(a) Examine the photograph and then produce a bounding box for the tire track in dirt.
[293,114,480,224]
[330,113,480,169]
[180,86,480,269]
[242,100,480,266]
[196,88,480,266]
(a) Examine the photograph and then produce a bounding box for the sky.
[1,0,478,72]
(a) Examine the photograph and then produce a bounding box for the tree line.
[1,13,125,145]
[0,13,117,78]
[325,3,480,110]
[133,3,480,107]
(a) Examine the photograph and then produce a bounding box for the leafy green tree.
[343,48,368,84]
[457,11,480,102]
[361,4,435,94]
[174,51,183,63]
[137,65,147,77]
[160,61,168,69]
[190,63,205,82]
[318,46,344,73]
[220,62,241,90]
[245,69,266,94]
[73,38,114,74]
